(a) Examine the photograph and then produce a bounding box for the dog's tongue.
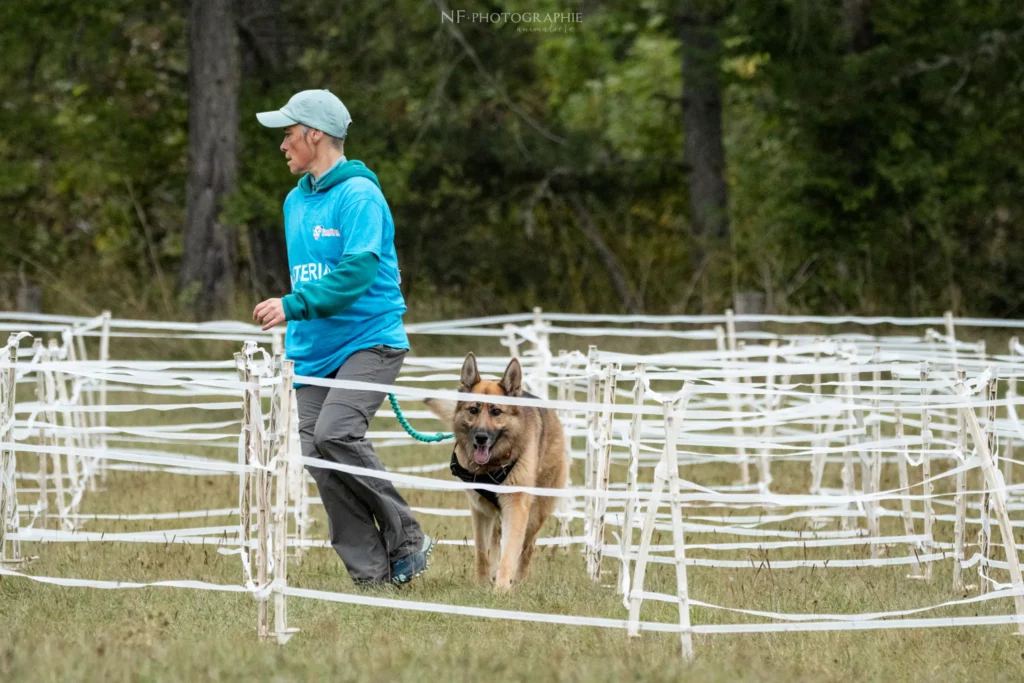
[473,446,491,464]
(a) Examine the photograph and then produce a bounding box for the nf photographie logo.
[441,9,583,32]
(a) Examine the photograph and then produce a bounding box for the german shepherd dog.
[425,353,567,590]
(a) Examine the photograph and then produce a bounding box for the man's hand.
[253,298,286,331]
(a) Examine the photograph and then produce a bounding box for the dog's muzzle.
[470,429,497,465]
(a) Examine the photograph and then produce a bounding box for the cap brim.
[256,110,299,128]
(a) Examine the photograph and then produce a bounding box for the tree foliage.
[2,0,1023,318]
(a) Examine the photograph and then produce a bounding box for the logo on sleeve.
[313,225,340,240]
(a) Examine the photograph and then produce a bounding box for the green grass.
[4,331,1024,682]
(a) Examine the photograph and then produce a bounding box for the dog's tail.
[423,398,457,430]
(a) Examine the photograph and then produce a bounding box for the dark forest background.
[2,0,1023,321]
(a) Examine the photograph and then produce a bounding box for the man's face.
[280,124,315,175]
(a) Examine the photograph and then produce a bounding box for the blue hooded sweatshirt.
[281,158,409,383]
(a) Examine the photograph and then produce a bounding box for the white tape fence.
[1,309,1024,657]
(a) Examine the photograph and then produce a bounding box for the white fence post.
[554,349,575,546]
[1004,336,1017,487]
[43,340,70,529]
[868,348,883,559]
[617,363,645,601]
[755,341,778,491]
[272,356,298,643]
[626,450,667,638]
[840,371,855,531]
[952,368,969,593]
[918,363,935,580]
[583,346,599,574]
[809,341,826,493]
[894,403,924,578]
[502,325,521,361]
[955,378,1024,634]
[589,362,617,583]
[943,311,957,362]
[532,307,550,401]
[98,310,111,483]
[663,391,695,661]
[626,385,697,662]
[1,334,24,566]
[977,374,997,595]
[717,325,748,486]
[235,347,271,638]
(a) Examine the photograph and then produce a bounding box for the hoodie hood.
[299,159,381,194]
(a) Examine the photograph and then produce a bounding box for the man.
[252,89,433,586]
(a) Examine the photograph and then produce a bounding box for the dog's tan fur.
[425,354,567,590]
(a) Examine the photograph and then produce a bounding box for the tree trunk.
[679,1,729,309]
[180,0,239,319]
[841,0,874,54]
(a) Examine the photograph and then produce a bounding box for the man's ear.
[459,353,481,392]
[499,357,522,397]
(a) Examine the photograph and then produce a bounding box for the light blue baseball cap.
[257,89,352,139]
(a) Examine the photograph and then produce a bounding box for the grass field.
[4,331,1024,682]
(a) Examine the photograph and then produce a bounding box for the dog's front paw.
[493,569,514,591]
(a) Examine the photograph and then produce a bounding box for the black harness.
[449,450,518,510]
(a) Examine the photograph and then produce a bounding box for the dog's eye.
[489,407,502,417]
[467,405,479,415]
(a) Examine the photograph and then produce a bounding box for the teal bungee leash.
[388,393,453,443]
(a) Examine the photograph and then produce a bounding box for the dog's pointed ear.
[459,353,481,392]
[499,357,523,397]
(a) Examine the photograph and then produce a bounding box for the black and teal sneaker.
[391,535,436,586]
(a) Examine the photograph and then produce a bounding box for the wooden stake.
[840,372,855,532]
[952,367,968,593]
[502,324,521,361]
[33,340,48,528]
[724,309,737,356]
[272,357,298,643]
[0,335,22,565]
[954,378,1024,635]
[590,362,618,582]
[849,373,873,540]
[894,402,924,577]
[943,311,957,362]
[809,341,826,493]
[98,311,110,483]
[716,326,748,486]
[977,374,997,595]
[253,362,271,640]
[1004,337,1018,487]
[234,352,256,606]
[663,393,695,661]
[626,455,666,638]
[555,350,573,545]
[69,327,98,493]
[755,341,778,490]
[43,341,69,529]
[287,385,309,561]
[617,363,645,600]
[55,332,88,524]
[532,307,550,400]
[919,362,934,581]
[868,347,882,559]
[583,346,599,576]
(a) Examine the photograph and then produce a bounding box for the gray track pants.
[296,344,424,583]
